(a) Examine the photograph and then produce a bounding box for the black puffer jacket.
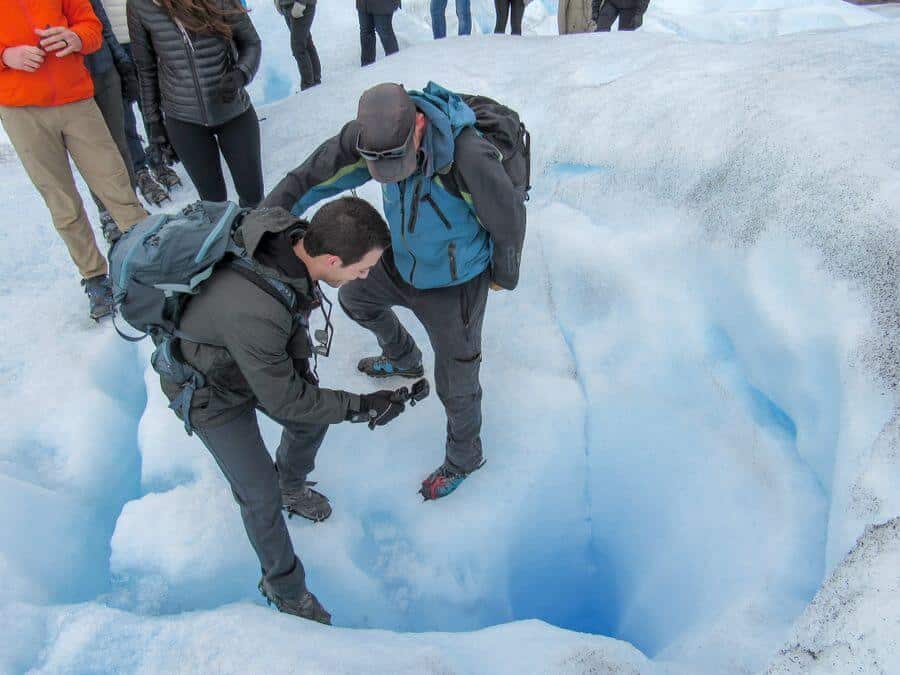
[127,0,261,127]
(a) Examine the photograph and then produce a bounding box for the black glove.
[117,60,141,102]
[147,121,178,167]
[220,69,246,104]
[351,390,405,428]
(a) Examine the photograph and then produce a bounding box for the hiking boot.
[135,167,169,206]
[81,274,115,321]
[152,163,182,191]
[282,482,332,522]
[258,578,332,625]
[99,210,121,245]
[357,352,424,379]
[419,461,485,501]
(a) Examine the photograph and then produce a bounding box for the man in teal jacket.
[262,82,526,499]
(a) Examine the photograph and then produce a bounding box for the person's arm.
[261,121,373,216]
[222,294,361,425]
[453,129,527,290]
[229,2,261,84]
[126,2,162,125]
[62,0,104,54]
[89,0,129,64]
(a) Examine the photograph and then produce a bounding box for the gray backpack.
[109,201,296,433]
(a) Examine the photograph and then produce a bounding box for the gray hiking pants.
[339,252,490,473]
[195,408,327,600]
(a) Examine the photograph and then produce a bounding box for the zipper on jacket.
[408,179,423,234]
[448,241,458,282]
[423,194,452,230]
[173,17,209,126]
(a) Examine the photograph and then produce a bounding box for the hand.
[2,46,46,72]
[220,70,246,103]
[118,61,141,101]
[291,2,307,18]
[35,27,83,57]
[490,281,504,291]
[147,121,178,166]
[359,390,405,428]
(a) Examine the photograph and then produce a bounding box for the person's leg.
[510,0,525,34]
[62,99,147,235]
[618,8,639,30]
[494,0,510,33]
[273,421,329,492]
[216,107,264,208]
[164,116,228,202]
[121,44,150,173]
[430,0,448,39]
[594,1,617,30]
[456,0,472,35]
[373,14,400,56]
[284,6,317,90]
[358,10,377,66]
[195,410,308,600]
[338,251,421,366]
[308,32,322,85]
[413,270,490,473]
[0,104,107,279]
[91,68,136,188]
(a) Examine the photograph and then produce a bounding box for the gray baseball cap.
[355,83,418,183]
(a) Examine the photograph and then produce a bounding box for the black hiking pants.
[90,66,136,213]
[358,11,399,67]
[494,0,525,34]
[339,251,490,473]
[283,6,321,90]
[195,408,328,600]
[594,0,643,30]
[164,106,264,208]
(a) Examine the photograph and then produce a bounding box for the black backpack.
[458,93,532,200]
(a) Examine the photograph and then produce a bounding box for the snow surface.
[1,0,899,673]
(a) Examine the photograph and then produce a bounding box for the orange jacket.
[0,0,103,108]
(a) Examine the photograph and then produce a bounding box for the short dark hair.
[305,197,391,265]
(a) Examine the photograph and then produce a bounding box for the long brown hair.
[156,0,247,39]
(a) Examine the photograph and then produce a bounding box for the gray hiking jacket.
[161,208,361,429]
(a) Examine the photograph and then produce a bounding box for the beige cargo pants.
[0,98,148,279]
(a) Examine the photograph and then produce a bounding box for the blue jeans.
[430,0,472,38]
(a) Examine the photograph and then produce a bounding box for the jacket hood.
[408,81,476,177]
[235,207,313,296]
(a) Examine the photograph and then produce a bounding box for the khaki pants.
[0,98,148,279]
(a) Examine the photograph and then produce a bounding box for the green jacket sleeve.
[453,128,527,291]
[221,296,360,425]
[261,121,372,216]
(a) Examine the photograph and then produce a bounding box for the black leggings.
[494,0,524,34]
[164,106,264,207]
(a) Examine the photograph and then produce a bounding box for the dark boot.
[81,274,115,321]
[258,578,332,625]
[419,460,485,501]
[282,482,332,522]
[135,167,169,206]
[153,163,182,191]
[357,352,424,379]
[99,209,121,245]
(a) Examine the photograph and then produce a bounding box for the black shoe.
[136,167,169,206]
[258,578,332,625]
[81,274,115,321]
[357,353,424,379]
[99,210,121,245]
[282,482,332,522]
[153,163,182,191]
[419,460,485,501]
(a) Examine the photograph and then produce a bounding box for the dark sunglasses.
[356,125,414,162]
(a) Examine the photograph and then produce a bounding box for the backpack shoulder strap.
[227,258,298,316]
